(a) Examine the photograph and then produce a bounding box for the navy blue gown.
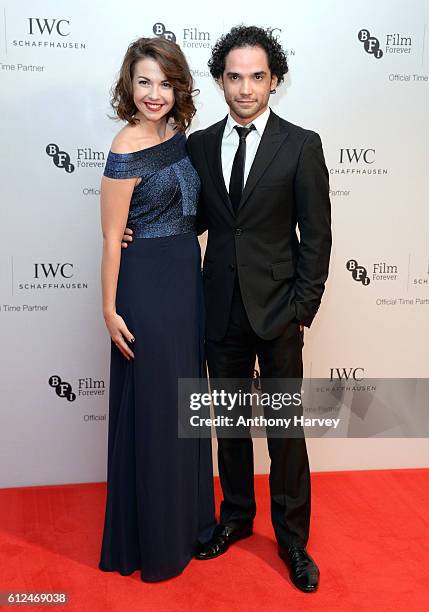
[99,131,216,582]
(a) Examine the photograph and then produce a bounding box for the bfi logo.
[357,29,383,59]
[49,375,76,402]
[153,23,176,42]
[346,260,370,286]
[46,144,75,173]
[358,28,412,59]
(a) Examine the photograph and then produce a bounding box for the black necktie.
[228,124,256,213]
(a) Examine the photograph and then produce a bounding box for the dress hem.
[98,552,194,582]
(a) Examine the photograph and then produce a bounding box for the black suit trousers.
[205,279,311,549]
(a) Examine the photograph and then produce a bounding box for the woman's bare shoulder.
[110,124,143,154]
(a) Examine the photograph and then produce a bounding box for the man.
[122,26,331,592]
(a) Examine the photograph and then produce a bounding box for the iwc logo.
[10,16,86,51]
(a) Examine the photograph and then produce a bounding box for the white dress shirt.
[221,106,271,191]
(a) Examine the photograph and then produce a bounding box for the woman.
[98,36,216,582]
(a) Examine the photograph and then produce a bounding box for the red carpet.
[0,469,428,611]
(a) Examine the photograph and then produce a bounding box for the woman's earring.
[270,89,277,94]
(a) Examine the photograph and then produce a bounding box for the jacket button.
[228,264,235,271]
[235,228,242,236]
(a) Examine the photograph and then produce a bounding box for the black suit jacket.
[187,109,332,342]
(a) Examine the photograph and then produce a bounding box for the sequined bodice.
[103,132,200,238]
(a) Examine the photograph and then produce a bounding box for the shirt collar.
[224,106,271,139]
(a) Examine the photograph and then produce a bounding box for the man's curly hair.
[208,25,289,84]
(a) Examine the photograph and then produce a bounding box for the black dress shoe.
[195,523,253,560]
[279,545,320,592]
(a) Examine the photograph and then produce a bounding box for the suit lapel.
[238,111,289,213]
[203,116,234,216]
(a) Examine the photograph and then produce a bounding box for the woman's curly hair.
[111,37,197,132]
[208,25,289,84]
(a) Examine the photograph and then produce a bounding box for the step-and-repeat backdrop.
[1,0,428,487]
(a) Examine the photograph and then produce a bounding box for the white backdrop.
[1,0,428,487]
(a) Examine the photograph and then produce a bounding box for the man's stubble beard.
[226,94,270,122]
